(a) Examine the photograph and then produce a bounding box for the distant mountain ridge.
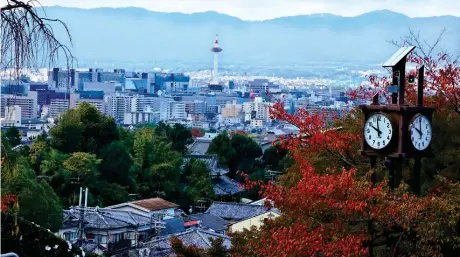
[39,6,460,70]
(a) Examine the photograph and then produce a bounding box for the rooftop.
[213,175,244,196]
[131,198,179,212]
[188,213,229,233]
[206,202,272,221]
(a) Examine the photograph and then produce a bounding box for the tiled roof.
[141,229,231,251]
[188,140,212,155]
[131,198,179,211]
[184,220,199,227]
[206,202,271,221]
[63,207,164,230]
[159,218,185,236]
[213,175,244,196]
[188,213,229,233]
[182,154,229,176]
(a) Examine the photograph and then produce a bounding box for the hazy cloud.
[38,0,460,20]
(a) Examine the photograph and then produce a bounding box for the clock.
[364,113,393,150]
[409,114,432,151]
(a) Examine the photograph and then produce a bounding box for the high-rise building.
[0,105,22,127]
[185,100,207,115]
[49,99,69,118]
[48,68,76,89]
[70,91,106,114]
[154,73,190,94]
[1,94,37,119]
[107,95,133,123]
[248,79,280,93]
[222,100,242,118]
[160,100,186,120]
[131,96,159,112]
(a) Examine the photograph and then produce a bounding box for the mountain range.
[40,6,460,72]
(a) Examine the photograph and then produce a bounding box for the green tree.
[150,163,181,199]
[133,127,155,169]
[99,141,134,186]
[156,122,193,154]
[29,138,50,173]
[231,134,263,176]
[262,146,287,170]
[207,131,236,172]
[2,156,63,231]
[50,102,118,154]
[184,159,215,204]
[4,126,22,147]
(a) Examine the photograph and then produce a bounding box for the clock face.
[364,113,393,150]
[409,114,432,151]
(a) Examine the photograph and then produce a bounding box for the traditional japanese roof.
[188,140,212,155]
[182,154,229,176]
[188,213,229,233]
[80,241,106,253]
[159,218,185,236]
[62,207,164,230]
[212,175,244,196]
[130,198,179,211]
[205,202,272,221]
[140,229,231,252]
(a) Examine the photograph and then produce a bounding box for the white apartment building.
[49,99,69,118]
[131,96,159,112]
[243,97,271,122]
[1,94,38,119]
[160,100,186,121]
[107,95,133,123]
[123,111,155,126]
[0,105,22,127]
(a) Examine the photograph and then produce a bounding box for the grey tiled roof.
[206,202,271,221]
[188,140,212,155]
[188,213,229,233]
[140,229,231,252]
[63,207,164,230]
[212,175,244,196]
[182,154,229,176]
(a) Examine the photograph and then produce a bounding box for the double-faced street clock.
[359,46,435,194]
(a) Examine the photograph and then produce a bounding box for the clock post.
[359,46,435,195]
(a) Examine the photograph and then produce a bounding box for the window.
[64,231,77,242]
[109,233,122,243]
[94,234,107,244]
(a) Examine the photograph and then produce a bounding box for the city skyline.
[39,0,460,20]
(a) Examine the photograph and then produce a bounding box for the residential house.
[59,207,165,255]
[120,229,232,257]
[205,202,280,232]
[186,213,229,234]
[106,197,179,217]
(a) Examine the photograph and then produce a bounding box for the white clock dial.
[409,114,432,151]
[364,113,393,150]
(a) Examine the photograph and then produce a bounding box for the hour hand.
[370,125,382,134]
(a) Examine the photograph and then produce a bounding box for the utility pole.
[77,187,89,243]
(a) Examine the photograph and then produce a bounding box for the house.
[59,207,165,255]
[159,218,185,236]
[187,213,229,234]
[205,201,280,233]
[121,229,232,257]
[106,197,179,217]
[229,211,280,233]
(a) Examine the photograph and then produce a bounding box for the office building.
[185,100,207,115]
[154,73,190,94]
[248,79,280,93]
[123,111,156,126]
[49,99,69,118]
[131,96,159,112]
[1,94,37,119]
[70,91,105,114]
[48,68,76,89]
[160,100,186,120]
[1,105,22,127]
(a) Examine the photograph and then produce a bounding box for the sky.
[37,0,460,20]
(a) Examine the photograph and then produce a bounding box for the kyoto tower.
[209,34,223,90]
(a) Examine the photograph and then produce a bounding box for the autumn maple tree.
[230,31,460,257]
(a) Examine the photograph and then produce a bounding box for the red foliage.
[230,130,247,136]
[1,194,16,212]
[232,95,460,256]
[191,127,205,138]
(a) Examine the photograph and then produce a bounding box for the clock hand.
[376,118,381,137]
[370,125,382,135]
[419,118,423,139]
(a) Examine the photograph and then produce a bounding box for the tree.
[99,141,134,186]
[231,45,460,256]
[50,103,118,154]
[156,122,193,154]
[231,134,263,176]
[2,156,63,231]
[133,126,155,169]
[29,137,50,173]
[262,146,287,171]
[4,126,21,147]
[184,159,215,204]
[207,131,236,171]
[192,127,205,138]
